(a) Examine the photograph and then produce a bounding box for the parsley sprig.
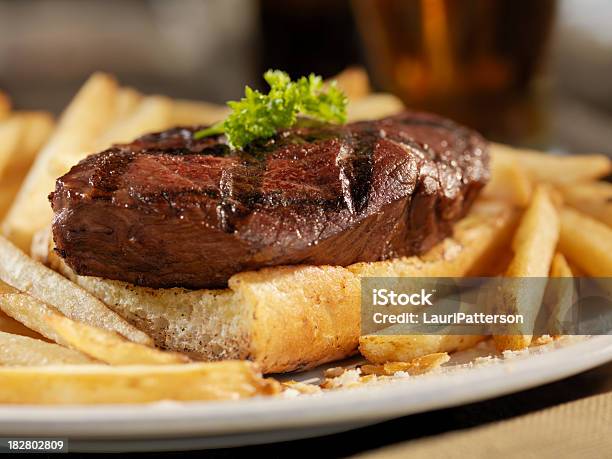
[194,70,348,149]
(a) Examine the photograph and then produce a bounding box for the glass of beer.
[353,0,557,143]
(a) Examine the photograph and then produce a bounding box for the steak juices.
[50,111,488,290]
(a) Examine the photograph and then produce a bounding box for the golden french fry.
[560,182,612,227]
[171,99,230,126]
[347,93,404,122]
[87,87,143,150]
[0,278,180,364]
[0,113,54,220]
[329,67,371,100]
[0,118,25,220]
[114,87,142,119]
[30,226,51,264]
[551,252,573,278]
[2,73,119,251]
[482,154,532,206]
[546,253,575,335]
[0,173,27,222]
[0,183,16,223]
[360,353,450,376]
[0,90,10,120]
[0,113,55,220]
[491,143,611,185]
[506,186,560,277]
[0,361,280,404]
[12,111,55,162]
[0,331,94,366]
[567,261,586,277]
[0,280,90,346]
[46,313,189,365]
[559,207,612,277]
[0,117,24,178]
[95,95,174,149]
[359,330,483,364]
[494,186,560,351]
[0,310,46,341]
[0,237,152,345]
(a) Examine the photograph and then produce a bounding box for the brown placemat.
[357,390,612,459]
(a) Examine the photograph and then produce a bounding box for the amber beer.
[353,0,556,141]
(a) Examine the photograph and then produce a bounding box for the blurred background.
[0,0,610,153]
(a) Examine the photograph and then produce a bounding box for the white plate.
[1,335,611,452]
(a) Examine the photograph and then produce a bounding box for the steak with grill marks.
[50,111,489,289]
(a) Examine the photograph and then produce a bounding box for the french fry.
[0,173,26,221]
[360,353,450,376]
[559,182,612,227]
[0,90,10,120]
[0,89,137,228]
[546,253,575,335]
[114,87,143,119]
[559,207,612,277]
[0,237,152,345]
[0,310,46,340]
[0,280,91,346]
[360,332,483,364]
[0,120,23,189]
[0,113,55,220]
[30,226,51,264]
[567,261,586,277]
[0,280,184,364]
[329,67,371,100]
[482,154,532,206]
[171,99,230,126]
[506,186,560,276]
[46,313,189,365]
[95,95,174,149]
[12,111,55,162]
[494,186,560,351]
[550,252,573,278]
[491,143,611,185]
[2,73,119,251]
[347,93,404,122]
[88,87,143,150]
[0,361,280,404]
[0,331,94,366]
[0,117,24,178]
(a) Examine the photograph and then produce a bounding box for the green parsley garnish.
[194,70,348,149]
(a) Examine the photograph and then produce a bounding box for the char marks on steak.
[51,111,489,289]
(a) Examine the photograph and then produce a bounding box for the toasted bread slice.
[46,201,516,373]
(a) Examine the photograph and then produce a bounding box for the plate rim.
[1,335,611,438]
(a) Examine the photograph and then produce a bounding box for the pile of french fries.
[360,145,611,362]
[0,101,54,222]
[0,68,610,404]
[360,144,611,362]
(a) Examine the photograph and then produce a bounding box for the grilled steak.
[51,111,489,289]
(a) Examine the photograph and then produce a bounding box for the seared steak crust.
[51,111,489,289]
